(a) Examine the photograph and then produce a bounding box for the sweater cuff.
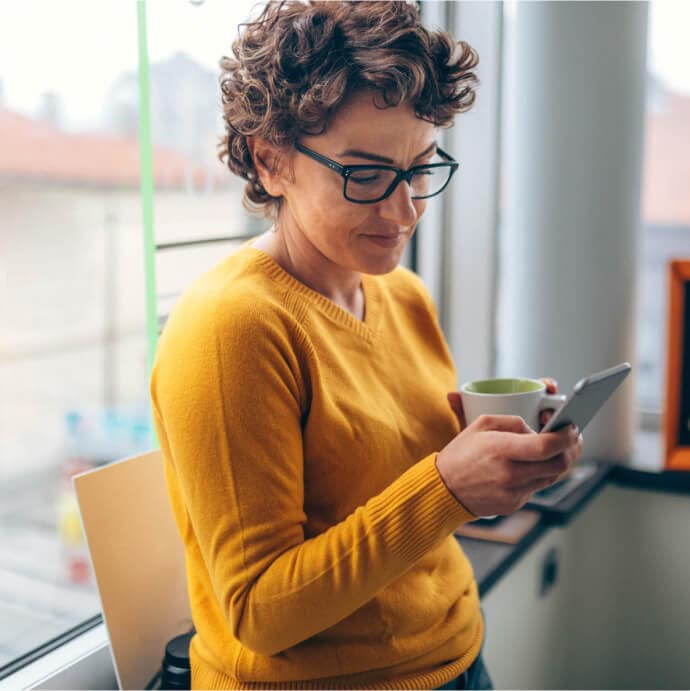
[367,453,477,565]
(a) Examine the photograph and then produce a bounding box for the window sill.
[0,623,115,691]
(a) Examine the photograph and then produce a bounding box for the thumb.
[476,414,536,435]
[447,392,467,430]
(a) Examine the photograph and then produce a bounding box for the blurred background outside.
[0,0,688,673]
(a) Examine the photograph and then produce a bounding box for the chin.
[361,251,404,275]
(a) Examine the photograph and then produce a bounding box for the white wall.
[482,484,690,689]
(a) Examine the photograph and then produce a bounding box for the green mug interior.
[464,378,543,395]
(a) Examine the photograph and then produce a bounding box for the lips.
[363,233,404,248]
[364,233,403,239]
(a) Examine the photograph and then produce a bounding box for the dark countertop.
[458,521,548,597]
[458,459,690,597]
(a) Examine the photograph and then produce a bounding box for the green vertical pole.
[136,0,159,447]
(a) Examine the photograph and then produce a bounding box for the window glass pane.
[146,0,270,323]
[0,0,262,671]
[0,1,140,670]
[638,0,690,411]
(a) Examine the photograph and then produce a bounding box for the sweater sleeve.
[151,290,474,657]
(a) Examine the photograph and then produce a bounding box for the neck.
[253,225,364,318]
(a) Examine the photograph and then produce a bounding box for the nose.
[376,178,418,227]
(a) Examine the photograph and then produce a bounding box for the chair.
[74,450,192,690]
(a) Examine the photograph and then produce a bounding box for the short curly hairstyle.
[218,0,479,219]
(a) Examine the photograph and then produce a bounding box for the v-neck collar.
[240,240,382,343]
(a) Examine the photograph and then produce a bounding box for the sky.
[647,0,690,94]
[0,0,688,130]
[0,0,262,129]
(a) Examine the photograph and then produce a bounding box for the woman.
[150,2,583,689]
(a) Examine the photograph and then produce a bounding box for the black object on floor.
[160,630,194,690]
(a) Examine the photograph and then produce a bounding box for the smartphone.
[539,362,632,434]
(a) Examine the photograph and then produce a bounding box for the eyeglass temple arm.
[436,147,457,164]
[294,142,346,175]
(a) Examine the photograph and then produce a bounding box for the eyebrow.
[336,141,437,165]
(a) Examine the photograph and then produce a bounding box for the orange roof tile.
[1,98,689,225]
[0,108,222,189]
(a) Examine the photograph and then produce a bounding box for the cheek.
[297,173,350,218]
[328,205,372,237]
[295,189,371,247]
[305,183,370,229]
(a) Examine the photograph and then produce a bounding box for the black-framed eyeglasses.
[294,141,459,204]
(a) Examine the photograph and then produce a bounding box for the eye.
[349,173,381,185]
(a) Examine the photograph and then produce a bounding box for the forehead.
[322,90,436,150]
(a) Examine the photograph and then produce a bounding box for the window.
[0,0,510,678]
[421,1,502,385]
[638,0,690,417]
[0,0,262,675]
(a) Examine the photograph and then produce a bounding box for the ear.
[247,138,290,197]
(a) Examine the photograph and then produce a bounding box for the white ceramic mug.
[459,378,566,432]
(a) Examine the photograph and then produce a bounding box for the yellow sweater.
[150,241,482,690]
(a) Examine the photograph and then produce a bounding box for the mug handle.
[539,393,566,414]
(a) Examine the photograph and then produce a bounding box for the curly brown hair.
[218,0,479,218]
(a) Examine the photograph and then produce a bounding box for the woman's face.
[276,91,437,276]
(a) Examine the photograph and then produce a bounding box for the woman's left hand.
[446,377,560,432]
[446,377,578,489]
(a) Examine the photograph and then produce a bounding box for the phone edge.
[540,361,632,434]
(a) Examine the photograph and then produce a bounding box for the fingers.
[539,409,554,427]
[485,453,574,515]
[540,377,558,394]
[512,432,583,487]
[473,414,535,435]
[519,460,577,496]
[510,453,569,484]
[498,423,579,461]
[446,392,467,429]
[538,377,558,429]
[519,474,560,496]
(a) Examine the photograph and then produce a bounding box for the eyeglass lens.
[345,164,452,202]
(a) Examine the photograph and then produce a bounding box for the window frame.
[416,1,504,385]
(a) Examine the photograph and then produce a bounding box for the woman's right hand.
[435,414,583,518]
